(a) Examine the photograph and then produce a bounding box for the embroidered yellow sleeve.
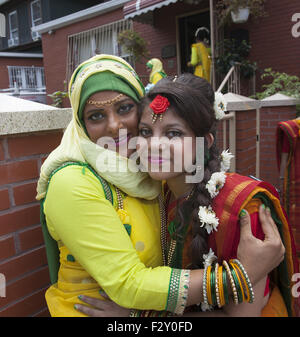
[44,165,189,312]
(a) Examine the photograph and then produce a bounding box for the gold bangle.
[232,259,254,303]
[223,260,238,305]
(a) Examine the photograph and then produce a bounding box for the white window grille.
[8,10,19,47]
[7,66,45,91]
[30,0,42,40]
[66,19,133,82]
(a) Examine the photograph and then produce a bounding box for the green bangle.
[229,264,243,303]
[210,267,217,306]
[222,268,229,305]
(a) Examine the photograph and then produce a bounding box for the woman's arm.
[45,166,179,312]
[74,206,284,317]
[183,276,268,317]
[189,46,199,67]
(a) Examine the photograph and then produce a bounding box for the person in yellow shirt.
[188,27,211,82]
[146,58,167,85]
[37,55,286,317]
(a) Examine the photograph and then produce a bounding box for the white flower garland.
[198,149,234,235]
[214,92,227,120]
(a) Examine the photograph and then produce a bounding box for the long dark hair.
[141,73,221,268]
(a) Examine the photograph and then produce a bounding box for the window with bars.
[7,66,45,90]
[66,19,134,82]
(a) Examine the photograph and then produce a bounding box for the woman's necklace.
[159,185,196,267]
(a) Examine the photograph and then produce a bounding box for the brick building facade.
[33,0,300,105]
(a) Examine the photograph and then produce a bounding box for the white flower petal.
[198,206,219,234]
[220,149,234,172]
[203,248,217,267]
[206,172,227,198]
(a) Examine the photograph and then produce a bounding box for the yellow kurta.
[43,165,172,317]
[190,42,211,82]
[151,72,164,85]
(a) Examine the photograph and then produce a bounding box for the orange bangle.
[218,265,225,307]
[206,265,212,305]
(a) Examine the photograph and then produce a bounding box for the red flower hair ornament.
[149,95,170,123]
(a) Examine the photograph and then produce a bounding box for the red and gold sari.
[165,173,300,317]
[276,119,300,255]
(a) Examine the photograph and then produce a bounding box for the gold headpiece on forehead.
[86,93,124,108]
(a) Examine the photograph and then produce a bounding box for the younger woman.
[75,74,299,317]
[138,74,299,316]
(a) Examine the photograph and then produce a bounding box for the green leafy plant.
[216,0,267,27]
[118,30,149,63]
[48,81,69,108]
[216,39,257,79]
[255,68,300,116]
[255,68,300,99]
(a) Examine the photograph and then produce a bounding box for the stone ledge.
[260,93,300,107]
[0,94,72,136]
[224,93,262,111]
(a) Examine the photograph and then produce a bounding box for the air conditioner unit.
[8,37,19,47]
[31,31,40,41]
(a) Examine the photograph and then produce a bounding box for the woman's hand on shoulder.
[237,205,285,285]
[74,291,130,317]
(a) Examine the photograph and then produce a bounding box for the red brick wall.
[0,131,63,317]
[41,2,204,105]
[39,0,299,105]
[235,109,257,177]
[41,8,126,106]
[0,57,43,89]
[235,0,300,91]
[216,104,297,190]
[259,105,297,189]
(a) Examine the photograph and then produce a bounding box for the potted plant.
[216,0,267,26]
[216,39,257,79]
[117,30,149,63]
